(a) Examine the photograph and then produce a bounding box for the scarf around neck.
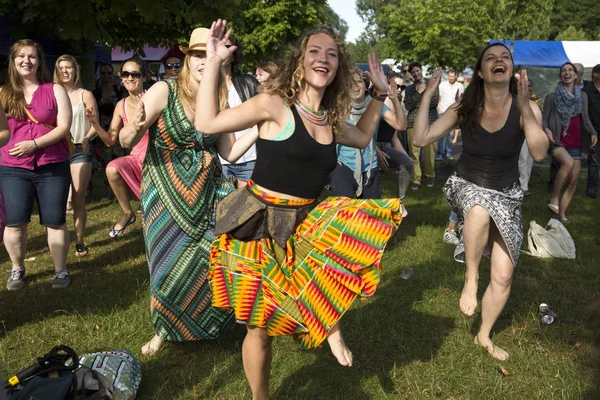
[554,82,582,131]
[350,94,374,197]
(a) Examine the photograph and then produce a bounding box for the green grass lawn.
[1,162,599,399]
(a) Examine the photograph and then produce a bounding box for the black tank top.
[455,97,525,190]
[377,118,395,143]
[251,106,337,198]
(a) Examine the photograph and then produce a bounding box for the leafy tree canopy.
[0,0,347,69]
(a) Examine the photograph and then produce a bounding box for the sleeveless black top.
[455,97,525,190]
[377,118,396,143]
[251,106,337,198]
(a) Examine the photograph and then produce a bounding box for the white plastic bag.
[522,219,576,259]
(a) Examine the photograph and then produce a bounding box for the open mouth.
[492,65,506,75]
[313,66,329,76]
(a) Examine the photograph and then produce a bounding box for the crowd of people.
[1,18,599,399]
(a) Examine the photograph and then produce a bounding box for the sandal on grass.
[547,203,559,214]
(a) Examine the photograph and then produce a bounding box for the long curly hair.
[1,39,52,120]
[260,26,354,139]
[53,55,81,88]
[457,43,517,136]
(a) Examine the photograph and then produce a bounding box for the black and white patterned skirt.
[443,173,524,266]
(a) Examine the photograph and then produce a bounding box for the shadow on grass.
[273,263,455,400]
[0,238,147,338]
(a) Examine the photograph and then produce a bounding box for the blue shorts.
[69,144,92,164]
[221,160,256,182]
[566,147,582,161]
[0,161,70,227]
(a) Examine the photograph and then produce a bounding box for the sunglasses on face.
[397,84,406,91]
[165,63,181,69]
[225,44,232,49]
[121,71,142,79]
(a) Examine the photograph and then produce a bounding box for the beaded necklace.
[294,100,329,126]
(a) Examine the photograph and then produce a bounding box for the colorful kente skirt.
[209,180,402,349]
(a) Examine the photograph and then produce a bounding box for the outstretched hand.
[515,69,531,113]
[423,67,442,99]
[364,53,387,93]
[207,19,237,64]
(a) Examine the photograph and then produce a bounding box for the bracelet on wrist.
[32,139,38,149]
[372,92,388,102]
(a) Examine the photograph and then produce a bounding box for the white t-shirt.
[219,84,257,165]
[438,81,465,113]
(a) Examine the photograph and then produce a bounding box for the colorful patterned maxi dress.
[141,80,234,341]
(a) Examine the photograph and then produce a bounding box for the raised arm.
[337,52,387,149]
[119,82,168,148]
[0,107,9,147]
[195,19,271,135]
[413,67,459,147]
[516,70,548,162]
[383,83,406,131]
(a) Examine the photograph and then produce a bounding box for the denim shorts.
[0,161,70,227]
[69,144,93,164]
[221,160,256,182]
[565,147,582,161]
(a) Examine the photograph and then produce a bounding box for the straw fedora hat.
[180,28,209,54]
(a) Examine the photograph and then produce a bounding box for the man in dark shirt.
[404,62,439,190]
[584,64,600,198]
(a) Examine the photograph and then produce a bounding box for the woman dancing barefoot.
[119,28,258,356]
[413,44,548,360]
[196,20,402,399]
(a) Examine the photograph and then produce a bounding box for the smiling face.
[350,72,366,101]
[14,45,39,79]
[560,63,576,85]
[478,45,513,84]
[164,56,182,78]
[301,33,339,91]
[410,65,423,82]
[58,60,75,85]
[120,61,144,93]
[187,50,207,82]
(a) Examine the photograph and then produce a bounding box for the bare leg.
[461,205,491,316]
[550,148,574,207]
[4,225,28,271]
[559,160,581,220]
[70,162,93,246]
[475,223,514,361]
[243,326,273,400]
[327,322,353,366]
[106,166,134,230]
[141,334,164,356]
[46,224,69,272]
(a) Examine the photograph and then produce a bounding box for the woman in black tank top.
[413,43,548,361]
[194,20,403,399]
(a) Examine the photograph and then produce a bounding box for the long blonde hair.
[260,27,354,139]
[176,53,228,113]
[53,55,81,89]
[0,39,52,120]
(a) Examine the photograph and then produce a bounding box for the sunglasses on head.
[165,63,181,69]
[121,71,142,79]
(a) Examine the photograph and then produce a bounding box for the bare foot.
[327,324,353,366]
[474,334,509,361]
[401,204,408,218]
[141,334,164,356]
[460,278,478,316]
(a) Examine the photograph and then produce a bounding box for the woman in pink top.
[0,39,73,291]
[88,58,149,237]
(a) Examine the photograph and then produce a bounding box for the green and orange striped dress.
[141,80,234,341]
